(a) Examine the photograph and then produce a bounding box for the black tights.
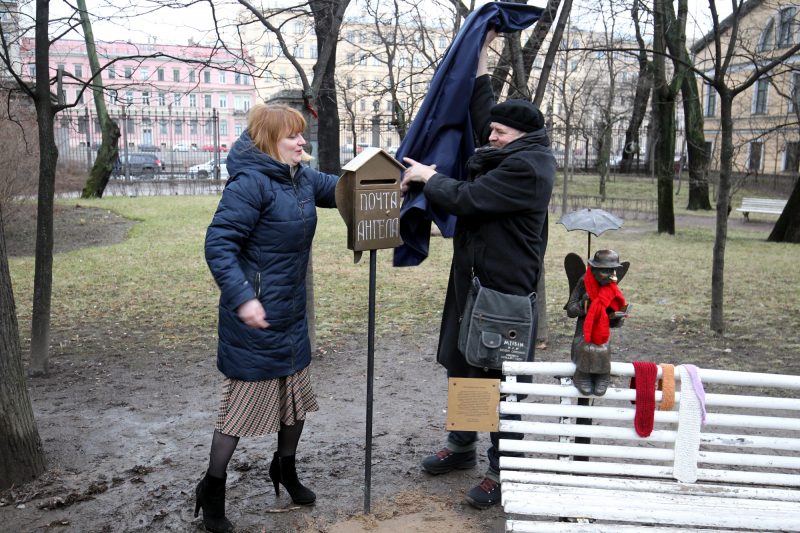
[206,420,305,478]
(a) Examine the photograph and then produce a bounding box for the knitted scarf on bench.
[583,265,627,345]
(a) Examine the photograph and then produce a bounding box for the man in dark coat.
[401,31,555,509]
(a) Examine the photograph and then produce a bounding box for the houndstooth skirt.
[215,366,319,437]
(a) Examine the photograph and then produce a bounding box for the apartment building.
[692,0,800,176]
[19,38,257,152]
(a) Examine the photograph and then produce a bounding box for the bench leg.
[743,212,749,222]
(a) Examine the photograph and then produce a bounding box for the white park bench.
[736,197,787,221]
[498,361,800,532]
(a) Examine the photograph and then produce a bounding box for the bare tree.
[693,0,800,332]
[619,0,652,174]
[77,0,120,198]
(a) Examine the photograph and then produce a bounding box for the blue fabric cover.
[393,1,543,267]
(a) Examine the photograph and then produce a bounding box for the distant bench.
[498,361,800,532]
[736,197,786,221]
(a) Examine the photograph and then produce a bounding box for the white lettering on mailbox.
[359,190,398,211]
[356,217,400,243]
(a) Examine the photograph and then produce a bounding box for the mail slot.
[336,147,404,259]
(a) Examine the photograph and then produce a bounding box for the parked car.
[113,153,166,178]
[201,144,228,152]
[138,143,161,152]
[188,157,228,180]
[172,142,193,152]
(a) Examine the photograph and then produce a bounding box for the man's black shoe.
[421,447,477,475]
[465,477,501,509]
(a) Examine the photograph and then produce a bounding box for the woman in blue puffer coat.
[194,103,338,533]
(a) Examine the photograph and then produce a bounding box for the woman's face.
[277,132,306,165]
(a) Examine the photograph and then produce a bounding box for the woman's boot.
[194,471,234,532]
[269,452,316,505]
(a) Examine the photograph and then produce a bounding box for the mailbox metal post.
[364,249,377,513]
[334,147,404,516]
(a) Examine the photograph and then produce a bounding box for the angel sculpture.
[564,249,629,396]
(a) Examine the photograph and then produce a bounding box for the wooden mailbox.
[336,147,404,262]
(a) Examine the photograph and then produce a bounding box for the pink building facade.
[20,38,258,153]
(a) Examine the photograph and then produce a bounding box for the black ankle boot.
[269,452,316,505]
[194,472,234,533]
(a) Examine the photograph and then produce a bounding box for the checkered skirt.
[215,366,319,437]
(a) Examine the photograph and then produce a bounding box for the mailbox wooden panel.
[336,147,404,253]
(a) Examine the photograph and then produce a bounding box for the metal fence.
[56,107,225,179]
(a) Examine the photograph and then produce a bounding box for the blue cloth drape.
[393,2,543,267]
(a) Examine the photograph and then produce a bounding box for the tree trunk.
[767,175,800,242]
[620,1,651,173]
[78,0,119,199]
[310,1,347,174]
[0,206,46,489]
[681,76,712,210]
[533,0,573,108]
[711,92,733,333]
[29,0,59,376]
[652,0,675,235]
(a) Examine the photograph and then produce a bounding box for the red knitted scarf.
[583,265,626,345]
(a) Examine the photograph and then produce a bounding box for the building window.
[189,94,197,108]
[190,119,198,135]
[234,73,241,85]
[778,7,796,47]
[74,64,83,78]
[142,91,150,106]
[204,120,213,135]
[108,89,117,105]
[157,68,165,81]
[234,95,250,112]
[439,36,447,49]
[175,120,183,135]
[220,121,228,135]
[173,93,182,106]
[310,45,318,59]
[753,78,769,114]
[173,69,181,82]
[785,142,800,172]
[219,71,226,83]
[204,70,211,83]
[294,45,304,58]
[235,123,243,136]
[294,21,303,34]
[749,142,763,171]
[219,95,227,108]
[140,67,149,80]
[126,91,133,105]
[124,66,132,79]
[160,120,168,135]
[28,64,35,77]
[264,43,273,57]
[759,19,775,51]
[204,94,212,108]
[158,92,166,106]
[790,73,800,113]
[189,70,196,82]
[75,89,84,104]
[704,84,717,117]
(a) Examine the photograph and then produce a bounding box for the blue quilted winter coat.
[205,131,338,380]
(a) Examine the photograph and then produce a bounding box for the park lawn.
[7,194,798,355]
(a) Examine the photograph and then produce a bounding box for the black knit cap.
[489,99,544,133]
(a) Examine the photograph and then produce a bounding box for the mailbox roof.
[342,147,405,173]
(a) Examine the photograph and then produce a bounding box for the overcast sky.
[46,0,725,47]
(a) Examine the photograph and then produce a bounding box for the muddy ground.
[0,205,791,532]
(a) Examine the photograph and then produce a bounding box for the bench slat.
[500,471,800,502]
[506,521,731,532]
[499,420,800,451]
[500,456,800,486]
[502,485,800,530]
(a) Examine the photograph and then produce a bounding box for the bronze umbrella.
[557,208,624,258]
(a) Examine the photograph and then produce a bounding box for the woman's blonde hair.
[247,103,308,162]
